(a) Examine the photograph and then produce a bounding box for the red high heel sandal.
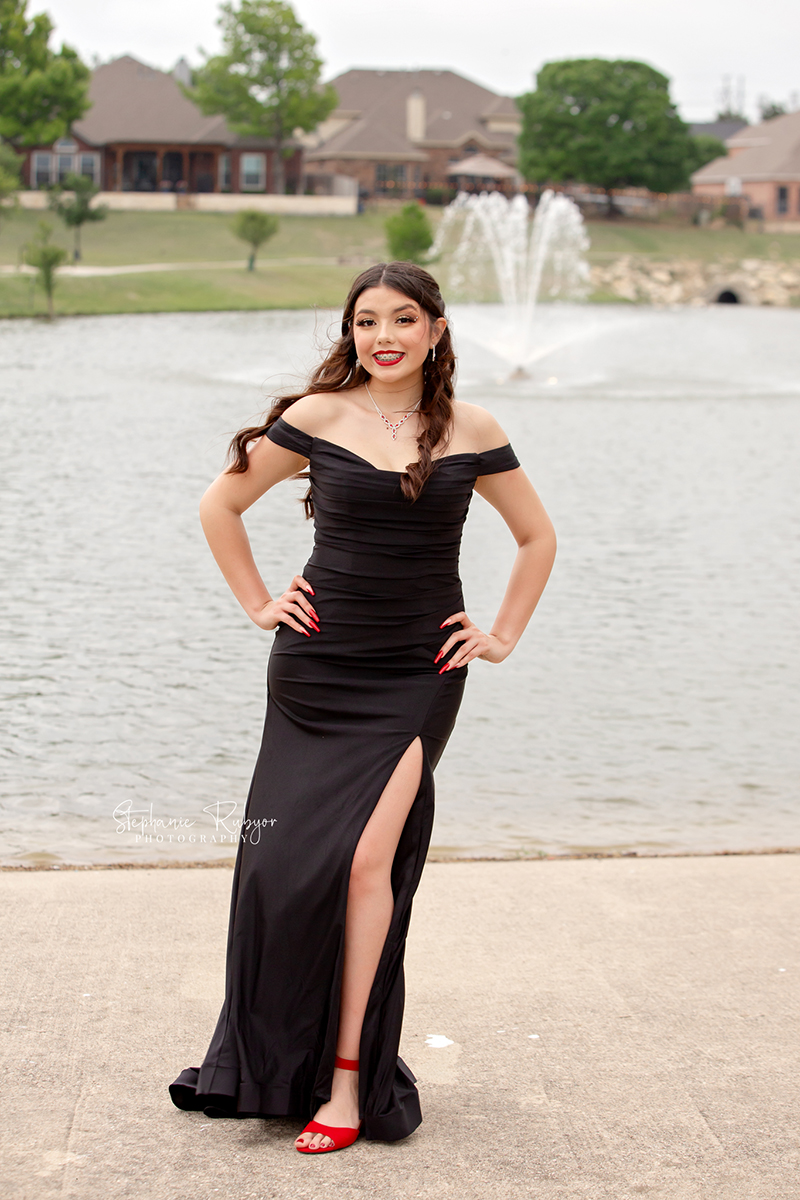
[295,1056,362,1154]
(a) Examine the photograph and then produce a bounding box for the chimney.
[406,89,426,141]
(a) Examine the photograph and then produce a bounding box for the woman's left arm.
[437,466,557,670]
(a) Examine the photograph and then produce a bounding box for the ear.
[431,316,447,346]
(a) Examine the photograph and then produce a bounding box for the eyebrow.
[354,304,419,316]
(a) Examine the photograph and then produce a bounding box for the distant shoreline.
[3,845,798,871]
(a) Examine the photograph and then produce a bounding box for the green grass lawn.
[1,207,799,318]
[584,220,800,262]
[0,261,362,317]
[0,207,392,268]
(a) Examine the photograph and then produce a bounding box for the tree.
[232,208,279,269]
[518,59,700,215]
[715,106,748,124]
[757,97,787,122]
[686,133,728,173]
[48,171,108,260]
[385,203,433,264]
[0,142,22,237]
[189,0,337,195]
[24,219,67,318]
[0,0,90,147]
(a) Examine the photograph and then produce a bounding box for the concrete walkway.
[1,855,798,1199]
[0,257,344,277]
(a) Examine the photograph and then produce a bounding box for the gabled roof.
[688,119,747,142]
[310,114,428,162]
[447,153,519,178]
[73,55,285,149]
[691,110,800,183]
[306,68,520,162]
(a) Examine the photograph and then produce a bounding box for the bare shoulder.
[276,392,342,437]
[452,401,510,453]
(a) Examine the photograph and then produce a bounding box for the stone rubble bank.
[590,257,800,306]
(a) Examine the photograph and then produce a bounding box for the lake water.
[1,304,799,866]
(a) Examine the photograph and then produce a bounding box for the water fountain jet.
[428,189,590,377]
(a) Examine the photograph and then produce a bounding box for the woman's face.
[352,285,445,387]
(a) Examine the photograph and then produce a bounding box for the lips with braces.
[373,352,405,364]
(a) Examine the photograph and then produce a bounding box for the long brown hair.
[225,261,456,516]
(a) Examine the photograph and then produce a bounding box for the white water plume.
[429,190,591,373]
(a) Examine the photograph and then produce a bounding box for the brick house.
[302,68,522,198]
[19,55,302,195]
[691,110,800,223]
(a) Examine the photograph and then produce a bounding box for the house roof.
[73,55,284,149]
[691,110,800,184]
[688,119,747,142]
[447,153,519,178]
[306,68,520,163]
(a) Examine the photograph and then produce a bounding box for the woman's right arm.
[198,435,319,636]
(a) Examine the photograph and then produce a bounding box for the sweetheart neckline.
[273,417,510,476]
[312,435,486,475]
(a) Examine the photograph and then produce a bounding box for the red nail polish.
[439,620,449,629]
[310,623,320,633]
[434,651,442,663]
[308,587,315,595]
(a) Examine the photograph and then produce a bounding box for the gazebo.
[446,153,520,193]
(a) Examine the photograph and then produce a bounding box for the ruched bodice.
[169,410,521,1143]
[266,416,520,671]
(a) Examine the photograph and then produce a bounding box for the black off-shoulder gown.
[169,415,520,1141]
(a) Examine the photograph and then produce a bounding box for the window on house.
[240,153,265,190]
[375,163,406,193]
[776,186,788,214]
[34,153,52,188]
[79,155,97,182]
[219,153,232,191]
[57,154,74,182]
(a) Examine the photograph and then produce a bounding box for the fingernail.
[439,620,449,628]
[438,663,449,674]
[310,622,320,633]
[303,629,310,636]
[309,609,319,620]
[307,587,315,595]
[434,651,442,663]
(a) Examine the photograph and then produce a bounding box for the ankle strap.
[334,1055,359,1071]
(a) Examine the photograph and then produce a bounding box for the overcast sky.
[41,0,799,123]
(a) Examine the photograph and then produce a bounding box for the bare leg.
[295,738,423,1150]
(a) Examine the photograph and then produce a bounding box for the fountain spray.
[428,190,590,377]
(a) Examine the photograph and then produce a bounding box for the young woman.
[169,261,556,1153]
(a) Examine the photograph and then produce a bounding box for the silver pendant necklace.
[364,381,422,441]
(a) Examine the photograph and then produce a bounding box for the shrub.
[232,210,280,270]
[48,172,108,261]
[385,203,433,264]
[24,221,68,319]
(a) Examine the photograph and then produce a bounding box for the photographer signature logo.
[111,799,277,846]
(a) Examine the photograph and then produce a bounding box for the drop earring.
[431,344,436,362]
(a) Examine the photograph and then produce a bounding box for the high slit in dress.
[169,414,520,1141]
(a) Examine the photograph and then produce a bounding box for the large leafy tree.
[190,0,337,194]
[0,0,90,147]
[686,133,727,174]
[518,59,699,214]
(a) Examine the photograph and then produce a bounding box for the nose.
[374,318,397,343]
